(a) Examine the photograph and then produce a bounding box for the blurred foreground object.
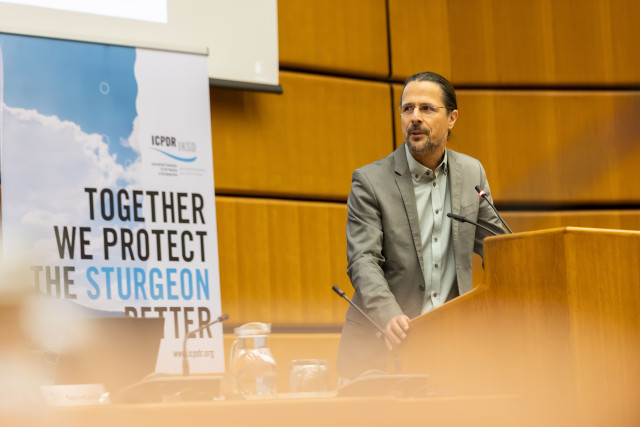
[0,264,61,424]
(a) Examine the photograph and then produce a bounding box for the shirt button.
[434,237,438,242]
[433,293,439,298]
[426,171,431,175]
[419,284,425,291]
[435,264,439,268]
[435,209,439,214]
[433,182,436,187]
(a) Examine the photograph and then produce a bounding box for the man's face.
[400,80,458,156]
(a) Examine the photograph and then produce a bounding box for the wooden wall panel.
[389,0,640,85]
[278,0,389,78]
[392,84,640,204]
[217,195,640,326]
[456,90,640,204]
[387,0,451,80]
[392,84,403,148]
[447,0,554,85]
[216,196,349,326]
[211,72,394,201]
[502,210,640,234]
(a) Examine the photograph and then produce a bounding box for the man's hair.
[401,71,457,114]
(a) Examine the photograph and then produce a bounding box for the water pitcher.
[229,322,277,396]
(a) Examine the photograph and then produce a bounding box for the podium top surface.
[485,226,640,242]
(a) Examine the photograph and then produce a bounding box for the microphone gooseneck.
[331,285,402,374]
[447,212,499,236]
[474,185,513,233]
[182,313,229,376]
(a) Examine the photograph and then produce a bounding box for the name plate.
[41,384,108,406]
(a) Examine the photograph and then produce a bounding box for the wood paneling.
[391,84,403,148]
[392,85,640,204]
[456,90,640,204]
[211,72,394,201]
[216,196,349,326]
[502,210,640,233]
[278,0,389,78]
[389,0,640,85]
[217,196,640,326]
[388,0,451,81]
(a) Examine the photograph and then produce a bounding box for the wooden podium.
[401,227,640,426]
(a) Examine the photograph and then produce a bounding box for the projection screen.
[0,0,280,92]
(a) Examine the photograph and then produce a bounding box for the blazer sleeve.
[346,169,404,327]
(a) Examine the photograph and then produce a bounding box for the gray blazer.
[336,144,505,379]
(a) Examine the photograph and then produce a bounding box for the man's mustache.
[408,125,429,134]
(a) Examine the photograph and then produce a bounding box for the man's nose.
[410,108,423,122]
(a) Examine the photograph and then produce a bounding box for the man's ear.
[448,109,459,130]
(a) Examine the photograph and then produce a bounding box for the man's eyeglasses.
[399,104,447,118]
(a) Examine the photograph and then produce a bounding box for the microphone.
[182,313,229,376]
[474,185,513,234]
[447,212,499,236]
[331,285,402,374]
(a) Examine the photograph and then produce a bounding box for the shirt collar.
[404,144,448,182]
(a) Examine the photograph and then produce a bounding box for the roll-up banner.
[0,32,223,374]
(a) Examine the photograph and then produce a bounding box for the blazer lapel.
[447,149,463,258]
[393,144,425,278]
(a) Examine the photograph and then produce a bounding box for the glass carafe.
[229,322,277,396]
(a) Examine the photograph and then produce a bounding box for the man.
[336,71,505,380]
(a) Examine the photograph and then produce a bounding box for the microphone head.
[474,185,486,197]
[447,212,466,223]
[218,314,229,322]
[331,285,346,297]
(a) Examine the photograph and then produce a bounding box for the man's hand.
[384,315,410,350]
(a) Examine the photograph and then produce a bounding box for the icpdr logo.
[150,135,197,162]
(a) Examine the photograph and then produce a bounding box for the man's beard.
[407,125,443,154]
[409,134,437,154]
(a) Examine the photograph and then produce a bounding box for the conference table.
[2,393,522,427]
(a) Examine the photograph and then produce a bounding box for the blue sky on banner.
[0,33,147,312]
[0,33,139,170]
